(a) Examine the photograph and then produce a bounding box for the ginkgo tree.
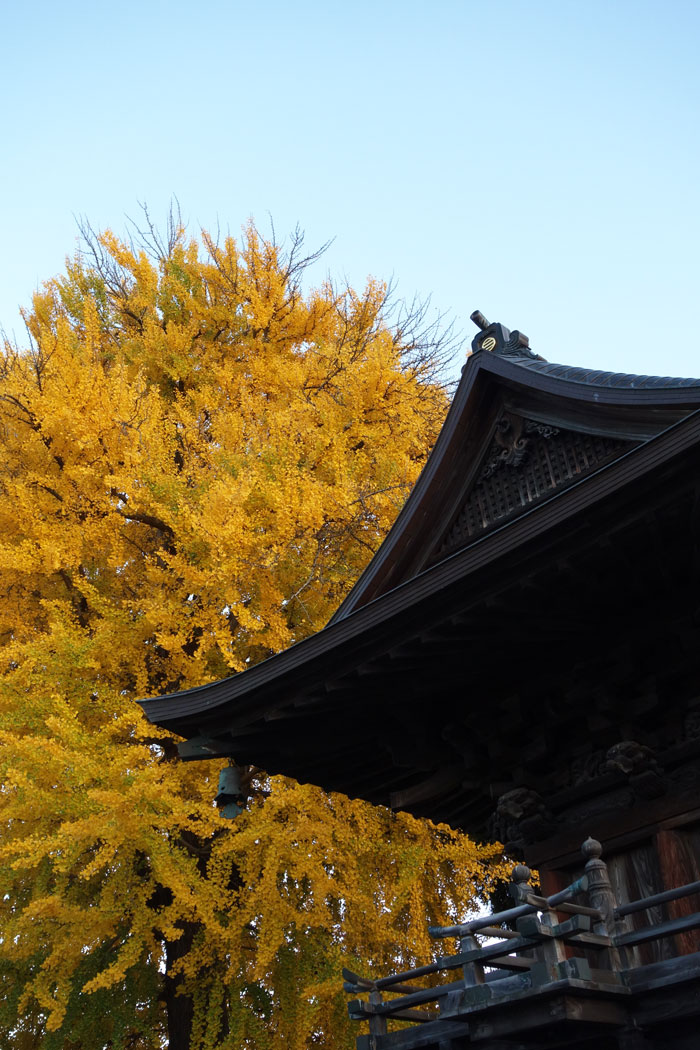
[0,213,507,1050]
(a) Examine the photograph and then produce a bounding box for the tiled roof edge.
[512,356,700,389]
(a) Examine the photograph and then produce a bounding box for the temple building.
[140,314,700,1049]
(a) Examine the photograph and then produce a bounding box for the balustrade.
[345,837,700,1047]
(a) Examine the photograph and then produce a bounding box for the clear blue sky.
[2,0,699,380]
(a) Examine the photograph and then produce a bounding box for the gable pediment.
[432,410,636,562]
[329,314,700,623]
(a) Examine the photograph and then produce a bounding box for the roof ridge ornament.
[469,310,545,362]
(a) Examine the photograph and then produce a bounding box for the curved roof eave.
[139,405,700,739]
[138,317,700,742]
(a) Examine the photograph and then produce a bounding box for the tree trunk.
[163,921,198,1050]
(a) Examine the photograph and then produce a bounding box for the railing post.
[539,907,568,970]
[509,863,564,978]
[582,836,623,970]
[367,988,387,1042]
[459,933,486,988]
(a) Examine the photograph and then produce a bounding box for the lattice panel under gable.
[436,414,635,559]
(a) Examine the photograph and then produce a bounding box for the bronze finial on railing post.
[582,836,622,970]
[509,862,533,903]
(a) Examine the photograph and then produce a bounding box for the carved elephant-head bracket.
[489,786,558,856]
[606,740,666,800]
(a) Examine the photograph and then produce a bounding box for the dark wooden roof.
[330,319,700,622]
[139,318,700,837]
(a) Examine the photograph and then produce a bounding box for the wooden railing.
[345,837,700,1041]
[612,873,700,968]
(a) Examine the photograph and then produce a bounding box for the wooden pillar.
[537,868,567,898]
[537,867,574,960]
[655,828,700,955]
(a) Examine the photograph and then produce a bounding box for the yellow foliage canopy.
[0,221,506,1049]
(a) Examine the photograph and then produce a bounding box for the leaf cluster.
[0,217,504,1049]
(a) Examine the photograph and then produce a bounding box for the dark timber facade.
[140,315,700,1049]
